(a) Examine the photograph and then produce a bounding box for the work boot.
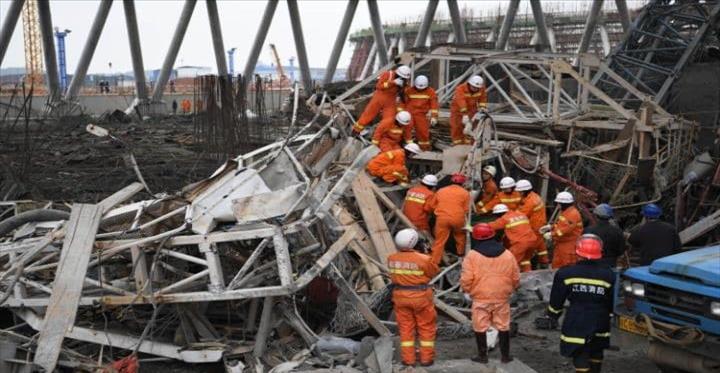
[499,331,513,363]
[590,360,602,373]
[471,332,488,364]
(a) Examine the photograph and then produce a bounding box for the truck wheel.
[657,365,686,373]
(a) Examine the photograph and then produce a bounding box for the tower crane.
[268,43,290,85]
[21,0,44,87]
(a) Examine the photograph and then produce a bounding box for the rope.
[640,313,705,347]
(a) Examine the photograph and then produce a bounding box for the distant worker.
[450,75,487,145]
[353,65,412,134]
[172,99,178,115]
[404,75,439,150]
[474,165,498,214]
[541,192,584,269]
[367,143,421,187]
[372,110,414,152]
[181,98,191,114]
[516,179,549,267]
[584,204,625,267]
[426,173,470,264]
[388,228,439,367]
[403,174,438,233]
[461,223,519,364]
[540,234,614,373]
[478,176,521,214]
[627,203,681,266]
[488,204,536,272]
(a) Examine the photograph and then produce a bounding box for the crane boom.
[268,43,287,80]
[21,0,44,87]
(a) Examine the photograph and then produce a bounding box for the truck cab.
[614,246,720,372]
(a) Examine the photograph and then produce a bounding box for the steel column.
[614,0,632,35]
[151,0,197,102]
[206,0,228,76]
[0,0,24,66]
[65,0,113,101]
[323,0,358,86]
[360,41,377,80]
[529,0,551,51]
[287,0,313,93]
[242,0,278,92]
[123,0,148,100]
[495,0,519,50]
[414,0,439,48]
[367,0,388,66]
[577,0,604,55]
[36,0,60,101]
[446,0,467,44]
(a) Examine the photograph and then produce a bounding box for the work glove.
[463,293,472,303]
[430,117,438,127]
[393,78,404,87]
[478,106,488,113]
[543,231,552,241]
[472,112,484,122]
[463,122,474,136]
[538,225,552,234]
[461,115,471,126]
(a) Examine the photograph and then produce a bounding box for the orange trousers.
[449,110,473,145]
[471,301,511,332]
[534,235,549,265]
[507,240,535,272]
[552,240,578,269]
[378,139,402,152]
[356,94,397,130]
[411,113,431,150]
[393,295,437,365]
[431,215,466,264]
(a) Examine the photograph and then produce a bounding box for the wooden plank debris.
[680,209,720,244]
[98,182,144,214]
[351,172,397,265]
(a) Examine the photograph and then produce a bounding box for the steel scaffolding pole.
[360,41,377,79]
[414,0,439,48]
[529,0,551,51]
[0,0,24,66]
[65,0,113,101]
[446,0,467,44]
[614,0,632,35]
[577,0,604,55]
[123,0,148,100]
[206,0,228,77]
[242,0,278,92]
[287,0,313,93]
[151,0,197,102]
[323,0,358,86]
[36,0,60,101]
[367,0,388,66]
[495,0,519,50]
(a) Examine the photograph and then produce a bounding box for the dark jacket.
[471,238,504,257]
[627,219,682,266]
[584,219,625,266]
[547,260,614,357]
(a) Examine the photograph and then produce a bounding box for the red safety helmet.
[472,223,495,240]
[575,234,603,260]
[451,173,467,184]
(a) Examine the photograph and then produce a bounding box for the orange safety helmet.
[472,223,495,240]
[575,234,603,260]
[451,173,467,184]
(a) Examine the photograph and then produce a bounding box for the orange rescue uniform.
[517,191,549,265]
[404,86,439,150]
[479,190,521,214]
[353,70,402,133]
[475,178,498,213]
[426,184,470,264]
[403,185,435,232]
[450,83,487,145]
[367,149,409,185]
[388,250,440,366]
[488,210,537,272]
[550,206,584,268]
[371,116,414,152]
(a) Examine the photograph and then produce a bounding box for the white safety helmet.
[404,143,421,154]
[421,174,438,187]
[492,204,509,214]
[516,179,533,192]
[482,165,497,177]
[414,75,429,89]
[395,228,419,250]
[468,75,484,88]
[396,65,411,79]
[499,176,516,189]
[395,110,412,125]
[555,191,575,204]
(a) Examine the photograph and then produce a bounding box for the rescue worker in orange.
[426,173,470,264]
[353,65,411,134]
[478,176,521,214]
[371,110,414,152]
[181,98,191,114]
[540,191,584,269]
[450,75,487,145]
[367,143,421,186]
[488,204,537,272]
[475,165,498,214]
[516,179,549,267]
[388,228,440,367]
[404,75,439,150]
[402,174,438,233]
[461,223,519,364]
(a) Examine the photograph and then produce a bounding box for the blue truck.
[614,246,720,372]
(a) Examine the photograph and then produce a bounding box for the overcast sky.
[1,0,645,74]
